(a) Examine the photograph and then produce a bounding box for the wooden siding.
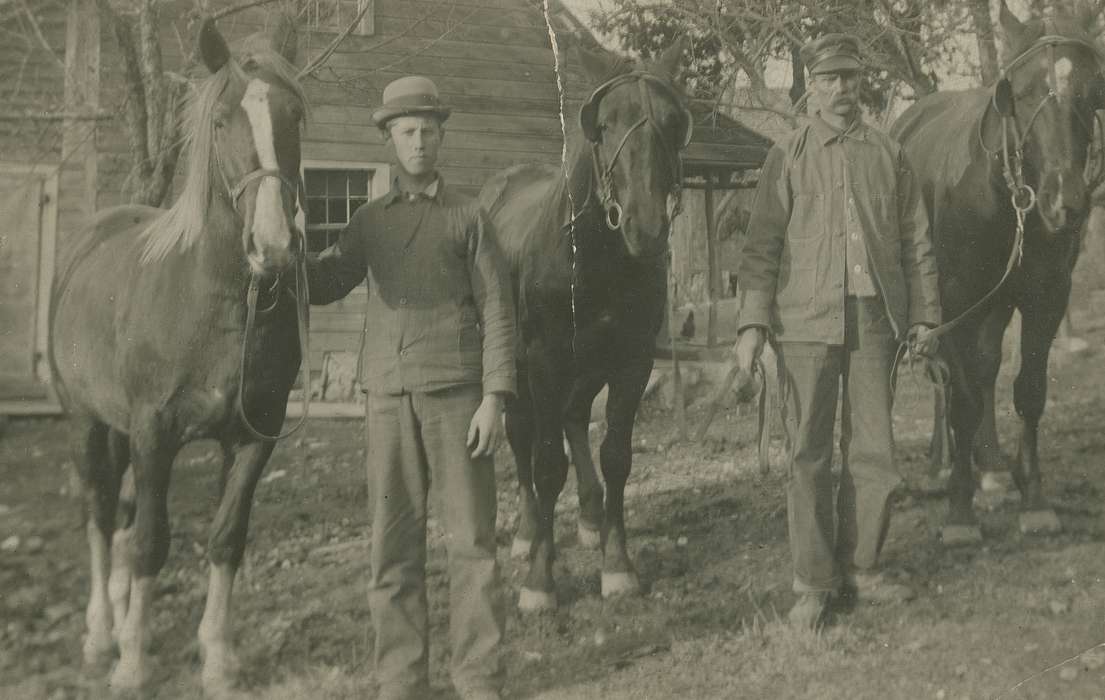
[1,0,769,411]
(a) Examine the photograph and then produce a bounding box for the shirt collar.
[811,112,866,145]
[385,175,443,206]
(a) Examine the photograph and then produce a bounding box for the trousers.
[779,296,902,593]
[366,384,504,694]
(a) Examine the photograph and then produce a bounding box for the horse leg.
[972,303,1014,479]
[599,358,650,598]
[110,423,176,691]
[108,434,134,646]
[565,375,606,549]
[198,440,274,695]
[506,365,538,560]
[1011,287,1068,532]
[942,332,984,545]
[518,346,570,612]
[927,384,952,476]
[80,420,121,670]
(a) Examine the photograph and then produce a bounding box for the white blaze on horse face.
[1053,57,1074,97]
[241,79,291,269]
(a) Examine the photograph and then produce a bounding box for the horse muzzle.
[1037,170,1088,232]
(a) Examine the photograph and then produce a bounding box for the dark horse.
[479,41,691,610]
[49,19,307,693]
[891,2,1104,541]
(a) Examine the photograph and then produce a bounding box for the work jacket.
[738,115,941,343]
[307,177,516,397]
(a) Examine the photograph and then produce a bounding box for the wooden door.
[0,165,58,414]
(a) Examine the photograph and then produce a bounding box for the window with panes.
[303,168,372,253]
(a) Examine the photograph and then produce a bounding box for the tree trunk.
[968,0,1000,84]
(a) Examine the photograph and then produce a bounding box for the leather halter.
[979,27,1105,203]
[578,71,693,231]
[212,134,312,442]
[932,28,1104,344]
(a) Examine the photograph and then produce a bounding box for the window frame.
[297,160,390,253]
[304,0,375,37]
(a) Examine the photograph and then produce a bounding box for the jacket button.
[399,297,407,305]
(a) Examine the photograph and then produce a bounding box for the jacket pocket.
[787,193,823,241]
[869,194,900,240]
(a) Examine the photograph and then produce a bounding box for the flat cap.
[800,33,863,75]
[372,76,451,128]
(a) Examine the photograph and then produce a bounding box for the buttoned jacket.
[307,178,516,397]
[737,115,941,343]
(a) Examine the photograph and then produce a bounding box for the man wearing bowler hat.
[306,76,515,700]
[734,34,941,630]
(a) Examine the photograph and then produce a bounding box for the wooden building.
[0,0,769,416]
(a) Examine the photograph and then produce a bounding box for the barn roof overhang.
[682,102,773,181]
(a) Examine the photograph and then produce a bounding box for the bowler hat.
[800,34,864,75]
[372,76,451,128]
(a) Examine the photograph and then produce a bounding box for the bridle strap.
[980,32,1105,189]
[211,135,312,442]
[229,168,300,210]
[237,232,311,442]
[581,71,691,232]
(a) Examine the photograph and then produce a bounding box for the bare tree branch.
[211,0,282,21]
[298,0,373,77]
[15,0,64,69]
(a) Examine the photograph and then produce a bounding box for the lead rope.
[236,206,312,442]
[236,240,311,442]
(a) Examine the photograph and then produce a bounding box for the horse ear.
[656,36,688,80]
[577,44,618,83]
[198,17,231,74]
[270,13,298,64]
[998,0,1026,48]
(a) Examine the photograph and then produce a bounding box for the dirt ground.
[3,280,1105,699]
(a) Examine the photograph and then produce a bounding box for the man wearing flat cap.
[734,34,941,630]
[306,76,515,700]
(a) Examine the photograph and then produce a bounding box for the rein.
[936,30,1102,343]
[217,160,312,442]
[891,30,1105,406]
[237,236,311,442]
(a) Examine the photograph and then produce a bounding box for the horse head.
[992,0,1105,233]
[198,17,306,276]
[577,39,692,258]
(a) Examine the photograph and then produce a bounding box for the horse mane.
[139,51,307,265]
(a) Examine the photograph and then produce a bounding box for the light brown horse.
[50,18,307,693]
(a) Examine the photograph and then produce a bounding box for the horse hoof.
[109,658,150,692]
[1019,510,1061,535]
[940,524,982,546]
[202,674,245,700]
[980,471,1013,493]
[510,537,532,560]
[577,523,601,549]
[82,636,115,674]
[517,587,556,612]
[601,571,640,598]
